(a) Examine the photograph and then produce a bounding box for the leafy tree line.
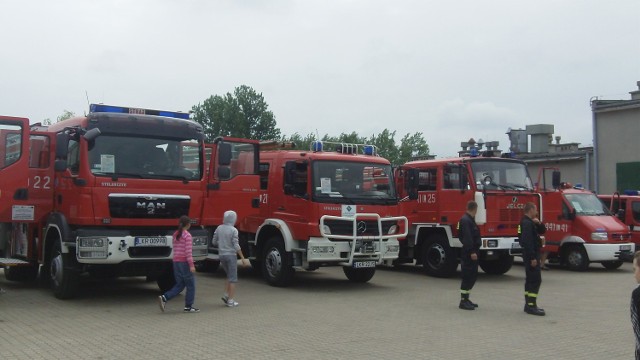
[45,85,429,165]
[190,85,429,165]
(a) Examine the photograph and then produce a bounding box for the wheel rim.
[567,250,584,267]
[50,252,63,287]
[265,247,282,278]
[426,243,446,270]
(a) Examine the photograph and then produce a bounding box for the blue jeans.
[163,262,196,307]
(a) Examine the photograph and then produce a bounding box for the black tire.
[421,234,458,278]
[564,245,589,271]
[479,254,514,275]
[261,236,294,287]
[156,268,176,293]
[601,260,624,270]
[49,241,80,299]
[4,265,39,282]
[343,266,376,283]
[195,260,219,273]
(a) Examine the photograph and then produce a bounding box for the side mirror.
[54,159,67,172]
[83,128,101,141]
[568,208,576,221]
[218,142,232,166]
[218,166,230,180]
[617,209,626,221]
[405,168,419,200]
[55,132,69,159]
[552,170,561,189]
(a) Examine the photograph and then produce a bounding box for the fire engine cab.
[599,190,640,251]
[395,153,540,277]
[536,168,633,270]
[217,141,407,286]
[0,104,259,299]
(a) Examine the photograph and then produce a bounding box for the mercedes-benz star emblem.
[357,221,367,233]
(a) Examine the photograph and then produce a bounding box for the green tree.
[282,132,317,150]
[369,129,399,164]
[43,110,75,125]
[398,132,429,164]
[191,85,280,141]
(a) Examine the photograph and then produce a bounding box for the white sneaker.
[226,299,239,307]
[0,288,6,295]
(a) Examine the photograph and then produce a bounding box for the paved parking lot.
[0,260,635,360]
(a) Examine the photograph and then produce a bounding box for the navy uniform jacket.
[458,213,481,255]
[518,216,546,260]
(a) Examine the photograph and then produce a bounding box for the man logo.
[512,196,518,203]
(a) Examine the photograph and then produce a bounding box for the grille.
[499,209,522,223]
[324,219,393,237]
[109,194,190,219]
[611,233,632,242]
[128,247,172,258]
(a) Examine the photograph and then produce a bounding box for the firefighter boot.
[524,295,545,316]
[459,292,475,310]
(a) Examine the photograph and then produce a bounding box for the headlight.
[322,225,331,235]
[386,245,399,252]
[387,225,398,235]
[486,240,498,248]
[591,232,608,241]
[79,237,107,248]
[192,236,208,246]
[311,246,335,253]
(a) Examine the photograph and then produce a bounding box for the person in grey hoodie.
[212,210,247,307]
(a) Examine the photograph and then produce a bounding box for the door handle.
[277,206,285,210]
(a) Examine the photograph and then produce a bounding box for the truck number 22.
[32,176,51,189]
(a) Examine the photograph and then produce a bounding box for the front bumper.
[317,213,408,266]
[583,242,634,262]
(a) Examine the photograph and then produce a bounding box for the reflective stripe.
[524,291,529,296]
[529,293,538,298]
[460,290,470,294]
[517,224,521,235]
[457,222,460,230]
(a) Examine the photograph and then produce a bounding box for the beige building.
[591,81,640,194]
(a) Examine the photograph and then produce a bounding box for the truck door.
[415,167,439,222]
[0,117,30,223]
[204,140,260,226]
[276,160,310,239]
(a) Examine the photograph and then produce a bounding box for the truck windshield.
[564,193,610,216]
[88,135,202,180]
[312,161,396,205]
[470,160,533,191]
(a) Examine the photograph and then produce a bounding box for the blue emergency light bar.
[310,141,377,156]
[89,104,190,120]
[624,190,640,196]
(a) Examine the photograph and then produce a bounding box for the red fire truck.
[535,168,633,270]
[213,141,407,286]
[394,154,540,277]
[599,191,640,252]
[0,104,259,299]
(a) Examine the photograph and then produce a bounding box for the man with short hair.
[458,200,481,310]
[518,202,546,316]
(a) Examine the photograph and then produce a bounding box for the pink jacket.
[172,230,194,267]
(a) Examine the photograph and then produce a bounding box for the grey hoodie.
[212,210,240,256]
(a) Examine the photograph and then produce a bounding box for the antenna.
[85,91,91,116]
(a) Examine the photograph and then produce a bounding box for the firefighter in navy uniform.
[458,201,481,310]
[518,202,547,316]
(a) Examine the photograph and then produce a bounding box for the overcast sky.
[1,0,639,157]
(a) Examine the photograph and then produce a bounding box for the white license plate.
[512,242,521,249]
[134,237,167,246]
[353,261,376,268]
[621,245,632,251]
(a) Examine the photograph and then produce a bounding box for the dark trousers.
[460,253,478,293]
[524,256,542,295]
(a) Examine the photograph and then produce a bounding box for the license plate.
[512,242,521,249]
[353,261,376,268]
[621,244,632,251]
[134,237,167,246]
